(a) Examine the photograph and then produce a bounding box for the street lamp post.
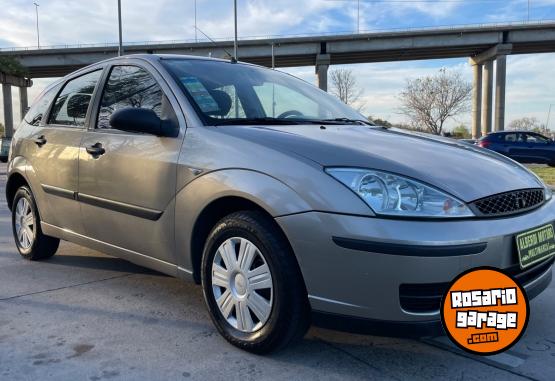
[194,0,198,42]
[546,104,553,133]
[33,2,40,49]
[233,0,238,61]
[357,0,360,33]
[117,0,123,56]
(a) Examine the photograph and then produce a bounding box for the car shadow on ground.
[43,254,167,276]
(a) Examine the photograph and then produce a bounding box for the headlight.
[326,168,474,218]
[546,187,553,201]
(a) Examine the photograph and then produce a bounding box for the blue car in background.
[478,131,555,167]
[0,137,10,163]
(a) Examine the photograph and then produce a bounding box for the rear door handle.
[34,135,47,147]
[86,142,105,157]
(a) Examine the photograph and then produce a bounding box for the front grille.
[399,257,554,313]
[470,189,545,217]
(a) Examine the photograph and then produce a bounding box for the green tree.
[0,57,27,76]
[368,116,393,127]
[452,124,471,139]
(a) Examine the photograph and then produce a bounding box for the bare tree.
[508,117,546,132]
[330,68,365,111]
[398,68,471,135]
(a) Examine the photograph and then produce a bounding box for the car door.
[23,69,103,234]
[78,63,185,265]
[521,133,554,164]
[502,132,529,162]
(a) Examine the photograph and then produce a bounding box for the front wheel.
[11,186,60,260]
[201,211,310,353]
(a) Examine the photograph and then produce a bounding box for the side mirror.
[109,107,178,137]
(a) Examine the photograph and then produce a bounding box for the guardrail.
[1,19,554,52]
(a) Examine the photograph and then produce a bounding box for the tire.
[11,186,60,260]
[201,210,310,354]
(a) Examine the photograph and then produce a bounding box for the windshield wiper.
[213,117,301,126]
[318,118,374,125]
[291,118,373,126]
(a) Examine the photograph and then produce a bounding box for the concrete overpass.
[2,21,555,138]
[0,73,31,139]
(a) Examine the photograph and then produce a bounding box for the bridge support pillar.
[481,60,494,137]
[471,63,483,139]
[315,54,330,92]
[470,44,511,139]
[19,86,28,121]
[494,55,507,132]
[2,84,13,138]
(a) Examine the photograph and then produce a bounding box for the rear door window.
[503,133,520,143]
[48,70,102,127]
[24,83,62,126]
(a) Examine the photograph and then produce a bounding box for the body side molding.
[77,193,163,221]
[41,184,163,221]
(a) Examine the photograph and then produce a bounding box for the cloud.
[1,2,554,132]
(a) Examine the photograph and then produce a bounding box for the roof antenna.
[194,26,237,63]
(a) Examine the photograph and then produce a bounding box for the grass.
[528,165,555,186]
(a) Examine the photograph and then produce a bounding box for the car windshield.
[162,58,367,126]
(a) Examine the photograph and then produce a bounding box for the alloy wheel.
[14,197,35,249]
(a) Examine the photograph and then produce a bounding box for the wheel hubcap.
[14,198,34,249]
[211,237,273,333]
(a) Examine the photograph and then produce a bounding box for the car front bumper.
[275,197,555,326]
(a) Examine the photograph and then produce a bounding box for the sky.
[1,0,555,130]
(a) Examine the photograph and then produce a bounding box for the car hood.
[216,125,544,202]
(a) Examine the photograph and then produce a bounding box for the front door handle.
[34,135,47,147]
[86,142,105,157]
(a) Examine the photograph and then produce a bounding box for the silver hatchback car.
[7,55,554,353]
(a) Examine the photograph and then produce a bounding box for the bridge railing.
[1,20,554,52]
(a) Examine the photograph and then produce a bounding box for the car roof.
[488,130,543,135]
[67,54,249,78]
[38,54,245,96]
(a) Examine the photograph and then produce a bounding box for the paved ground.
[1,163,555,381]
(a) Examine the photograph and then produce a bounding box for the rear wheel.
[11,186,59,260]
[201,211,310,353]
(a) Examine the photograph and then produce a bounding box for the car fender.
[174,168,312,275]
[6,156,51,219]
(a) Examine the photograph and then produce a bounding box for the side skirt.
[41,222,194,281]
